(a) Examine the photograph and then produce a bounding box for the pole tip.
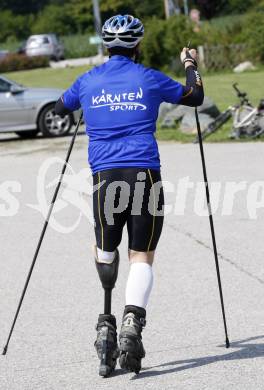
[225,338,230,349]
[2,346,8,356]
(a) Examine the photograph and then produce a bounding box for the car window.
[43,36,50,44]
[0,79,11,92]
[27,36,50,47]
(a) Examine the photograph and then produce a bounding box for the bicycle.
[193,83,264,143]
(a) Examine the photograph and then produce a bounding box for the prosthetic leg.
[94,247,120,377]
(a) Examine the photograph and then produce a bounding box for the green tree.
[66,0,94,33]
[0,0,49,14]
[193,0,226,18]
[253,0,264,12]
[193,0,261,18]
[32,4,76,35]
[225,0,256,13]
[100,0,164,21]
[0,10,33,41]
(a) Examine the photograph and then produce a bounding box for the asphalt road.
[0,133,263,390]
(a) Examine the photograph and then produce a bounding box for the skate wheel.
[119,352,141,374]
[99,365,109,377]
[119,352,128,370]
[99,357,117,378]
[99,364,113,377]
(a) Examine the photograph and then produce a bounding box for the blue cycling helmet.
[102,15,144,49]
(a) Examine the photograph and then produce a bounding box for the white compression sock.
[125,263,153,309]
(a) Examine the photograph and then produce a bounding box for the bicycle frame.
[232,105,258,130]
[193,83,263,142]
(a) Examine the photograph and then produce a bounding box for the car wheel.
[38,104,73,137]
[16,130,39,138]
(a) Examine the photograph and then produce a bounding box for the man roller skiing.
[55,14,204,376]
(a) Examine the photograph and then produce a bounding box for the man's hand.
[180,48,198,69]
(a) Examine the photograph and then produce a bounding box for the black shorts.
[93,168,164,252]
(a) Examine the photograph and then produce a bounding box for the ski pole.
[195,107,230,349]
[2,111,83,356]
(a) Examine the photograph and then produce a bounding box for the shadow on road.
[134,335,264,379]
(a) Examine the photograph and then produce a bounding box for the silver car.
[0,75,77,138]
[25,34,64,61]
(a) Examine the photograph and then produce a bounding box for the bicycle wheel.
[250,127,264,139]
[250,114,264,138]
[231,106,263,139]
[193,109,232,143]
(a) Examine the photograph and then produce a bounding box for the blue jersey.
[63,55,183,174]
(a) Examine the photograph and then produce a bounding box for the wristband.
[184,50,198,67]
[183,57,197,67]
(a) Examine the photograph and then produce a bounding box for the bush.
[0,54,49,73]
[208,14,246,42]
[140,17,168,69]
[237,12,264,62]
[164,15,200,53]
[0,37,23,53]
[62,34,97,59]
[140,12,264,72]
[141,15,202,71]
